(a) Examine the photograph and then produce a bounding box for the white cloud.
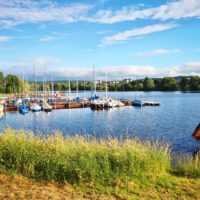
[136,49,181,57]
[32,62,200,79]
[1,60,200,80]
[0,0,200,28]
[0,1,92,28]
[152,0,200,20]
[2,56,61,67]
[39,36,56,42]
[89,0,200,24]
[100,23,178,46]
[0,36,12,42]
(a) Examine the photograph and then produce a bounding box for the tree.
[143,77,155,91]
[160,77,179,91]
[0,72,4,93]
[189,76,200,91]
[54,83,62,91]
[61,83,67,91]
[137,81,144,91]
[5,74,22,93]
[124,82,132,91]
[180,77,190,91]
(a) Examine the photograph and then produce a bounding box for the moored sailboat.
[19,104,29,114]
[30,103,41,112]
[42,64,52,112]
[42,101,52,112]
[19,72,29,114]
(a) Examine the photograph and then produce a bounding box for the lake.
[0,91,199,153]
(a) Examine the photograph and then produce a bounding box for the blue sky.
[0,0,200,80]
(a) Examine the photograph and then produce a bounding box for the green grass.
[0,128,171,184]
[0,128,200,199]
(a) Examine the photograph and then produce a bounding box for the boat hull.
[19,104,29,114]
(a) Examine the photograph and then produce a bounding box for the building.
[95,80,102,84]
[123,78,132,83]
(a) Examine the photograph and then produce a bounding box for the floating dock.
[132,100,160,106]
[143,101,160,106]
[4,105,18,112]
[2,98,160,112]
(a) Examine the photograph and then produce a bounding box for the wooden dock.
[2,98,160,112]
[143,101,160,106]
[4,105,18,111]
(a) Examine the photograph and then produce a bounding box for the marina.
[0,92,160,112]
[0,91,199,154]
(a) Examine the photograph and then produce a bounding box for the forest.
[0,71,200,93]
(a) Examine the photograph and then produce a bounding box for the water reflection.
[0,112,4,119]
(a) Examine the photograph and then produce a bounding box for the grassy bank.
[0,128,200,199]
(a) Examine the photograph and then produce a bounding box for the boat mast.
[84,81,86,94]
[51,74,53,99]
[44,64,47,101]
[68,80,71,100]
[76,80,78,98]
[25,74,27,98]
[33,64,37,99]
[22,71,24,102]
[91,65,96,98]
[105,71,108,98]
[135,75,137,100]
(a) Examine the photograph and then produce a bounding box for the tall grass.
[172,154,200,178]
[0,128,170,184]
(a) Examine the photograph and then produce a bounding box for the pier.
[0,95,160,112]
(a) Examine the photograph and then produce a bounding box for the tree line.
[53,77,199,92]
[36,76,200,92]
[0,72,23,93]
[0,71,200,93]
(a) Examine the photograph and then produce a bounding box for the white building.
[123,78,131,83]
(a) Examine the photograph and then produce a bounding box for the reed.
[0,128,171,185]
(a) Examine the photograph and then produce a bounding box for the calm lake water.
[0,91,199,153]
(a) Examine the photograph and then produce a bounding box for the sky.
[0,0,200,80]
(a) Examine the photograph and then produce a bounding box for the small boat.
[132,99,145,106]
[107,99,125,108]
[17,98,23,105]
[91,97,106,110]
[42,102,52,112]
[30,103,41,112]
[48,98,56,105]
[116,101,125,107]
[19,104,29,114]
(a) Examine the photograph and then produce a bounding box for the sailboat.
[104,72,124,108]
[19,104,29,114]
[76,80,80,103]
[19,72,29,114]
[49,75,56,106]
[132,75,145,106]
[41,64,52,112]
[31,65,41,112]
[90,65,99,100]
[91,70,124,109]
[42,101,52,112]
[31,103,41,112]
